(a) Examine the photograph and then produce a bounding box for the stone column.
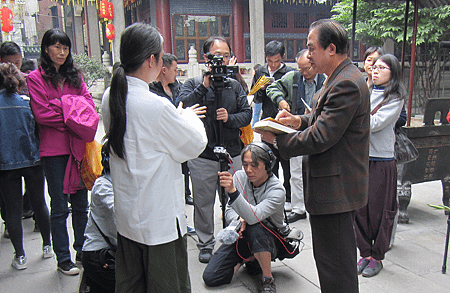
[111,0,126,64]
[73,4,85,55]
[249,0,265,68]
[232,0,244,63]
[85,3,101,62]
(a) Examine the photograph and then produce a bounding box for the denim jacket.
[0,89,40,170]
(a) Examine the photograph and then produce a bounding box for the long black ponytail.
[104,23,162,159]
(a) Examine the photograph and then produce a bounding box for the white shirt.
[102,76,207,246]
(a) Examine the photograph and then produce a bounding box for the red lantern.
[0,7,13,33]
[105,23,115,42]
[99,0,114,21]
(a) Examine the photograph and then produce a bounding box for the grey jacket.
[225,170,288,234]
[369,87,404,158]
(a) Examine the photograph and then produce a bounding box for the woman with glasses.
[354,54,406,277]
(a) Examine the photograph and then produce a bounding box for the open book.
[253,118,296,135]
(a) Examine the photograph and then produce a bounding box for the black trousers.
[0,165,51,256]
[310,211,359,293]
[82,250,115,293]
[203,223,278,287]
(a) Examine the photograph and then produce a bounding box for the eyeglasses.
[371,65,390,71]
[214,53,231,59]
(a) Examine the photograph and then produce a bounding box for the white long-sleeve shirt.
[102,76,207,246]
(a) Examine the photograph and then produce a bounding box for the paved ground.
[1,123,449,292]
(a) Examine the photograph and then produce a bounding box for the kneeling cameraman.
[203,142,296,293]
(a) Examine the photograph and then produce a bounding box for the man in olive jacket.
[257,19,370,293]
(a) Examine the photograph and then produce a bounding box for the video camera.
[205,52,239,86]
[213,146,231,170]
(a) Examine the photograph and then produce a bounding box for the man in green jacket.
[266,49,325,223]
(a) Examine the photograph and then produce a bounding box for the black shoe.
[287,212,307,223]
[198,248,213,263]
[185,194,194,205]
[58,260,80,275]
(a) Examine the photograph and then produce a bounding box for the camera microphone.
[217,219,242,244]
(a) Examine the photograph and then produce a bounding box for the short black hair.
[162,53,178,68]
[0,41,21,58]
[241,142,276,174]
[202,36,231,55]
[20,59,36,73]
[265,40,285,57]
[310,19,349,55]
[363,47,385,62]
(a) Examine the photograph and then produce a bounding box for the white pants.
[289,156,306,214]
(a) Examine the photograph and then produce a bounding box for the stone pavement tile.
[0,218,80,293]
[270,262,321,292]
[421,269,450,291]
[358,261,448,293]
[386,238,447,276]
[281,246,320,290]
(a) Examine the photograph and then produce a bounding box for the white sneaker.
[284,202,292,212]
[11,254,27,270]
[43,245,54,259]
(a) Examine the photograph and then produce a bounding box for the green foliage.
[73,54,109,89]
[331,0,450,46]
[331,0,450,110]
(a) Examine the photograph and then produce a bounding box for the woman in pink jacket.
[27,28,94,276]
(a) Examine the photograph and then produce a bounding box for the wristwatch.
[273,138,278,149]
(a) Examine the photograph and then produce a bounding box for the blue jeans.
[252,102,262,127]
[41,155,88,263]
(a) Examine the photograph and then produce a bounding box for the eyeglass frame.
[371,65,390,71]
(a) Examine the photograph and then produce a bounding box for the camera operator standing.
[177,36,252,264]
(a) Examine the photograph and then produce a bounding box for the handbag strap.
[92,217,117,251]
[371,99,389,115]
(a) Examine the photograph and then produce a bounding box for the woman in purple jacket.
[27,29,93,276]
